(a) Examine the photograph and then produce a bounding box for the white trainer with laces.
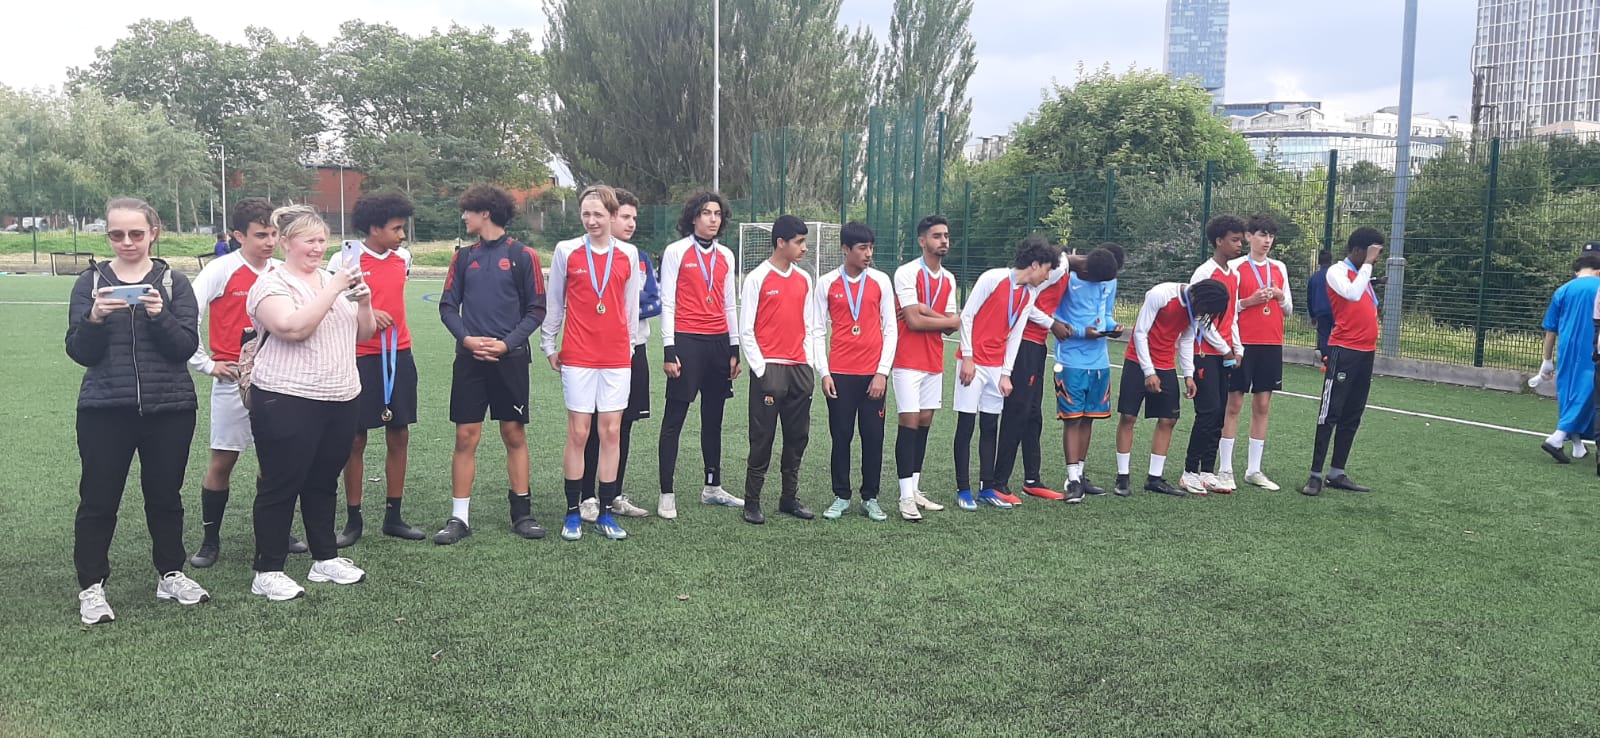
[701,486,745,507]
[79,583,114,625]
[912,491,944,511]
[1180,471,1210,496]
[308,557,367,585]
[898,496,923,522]
[1244,471,1281,491]
[579,498,600,523]
[251,571,306,601]
[156,572,211,605]
[612,495,649,517]
[1215,471,1237,491]
[1199,472,1228,493]
[657,493,678,519]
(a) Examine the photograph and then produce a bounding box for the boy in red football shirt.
[1302,228,1385,496]
[542,185,642,541]
[328,192,426,546]
[738,215,822,524]
[1220,214,1293,491]
[891,216,960,517]
[815,223,898,522]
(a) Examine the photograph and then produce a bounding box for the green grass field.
[1,274,1597,737]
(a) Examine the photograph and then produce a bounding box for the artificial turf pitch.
[1,275,1597,736]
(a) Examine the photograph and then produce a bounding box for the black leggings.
[658,396,726,493]
[250,389,358,572]
[74,408,196,588]
[826,374,886,500]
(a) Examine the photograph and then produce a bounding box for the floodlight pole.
[713,0,721,193]
[220,144,229,236]
[1380,0,1418,358]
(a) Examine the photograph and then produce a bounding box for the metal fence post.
[963,179,972,286]
[911,97,925,229]
[1200,160,1216,259]
[778,127,789,215]
[839,129,849,227]
[1321,149,1339,254]
[866,107,878,228]
[1472,137,1502,368]
[1104,168,1117,241]
[935,111,947,215]
[751,131,761,219]
[1026,174,1038,231]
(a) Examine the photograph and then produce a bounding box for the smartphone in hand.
[101,284,151,303]
[340,240,362,270]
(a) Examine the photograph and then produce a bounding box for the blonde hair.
[579,184,620,215]
[271,204,328,244]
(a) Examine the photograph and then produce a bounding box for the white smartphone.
[340,240,362,270]
[101,284,151,303]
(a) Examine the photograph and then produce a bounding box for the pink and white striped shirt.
[246,269,360,402]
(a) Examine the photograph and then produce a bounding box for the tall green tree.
[542,0,876,204]
[877,0,976,161]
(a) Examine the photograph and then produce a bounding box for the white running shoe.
[912,491,944,511]
[1244,471,1281,491]
[579,498,600,523]
[251,571,306,601]
[612,495,649,517]
[1215,471,1237,491]
[1199,472,1228,493]
[657,493,678,519]
[79,583,114,625]
[308,557,367,585]
[156,572,210,605]
[1180,471,1210,496]
[898,496,923,522]
[701,486,745,507]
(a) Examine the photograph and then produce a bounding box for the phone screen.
[341,241,362,270]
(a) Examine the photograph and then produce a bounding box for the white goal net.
[736,221,844,283]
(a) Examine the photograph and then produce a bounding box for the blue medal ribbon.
[919,258,945,308]
[842,272,866,323]
[693,241,718,301]
[1184,289,1205,354]
[380,326,397,419]
[585,236,616,307]
[1342,259,1379,307]
[1005,275,1026,328]
[1248,258,1273,293]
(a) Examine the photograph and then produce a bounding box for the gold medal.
[851,325,861,336]
[381,407,393,422]
[705,295,714,306]
[596,302,607,315]
[1262,305,1271,316]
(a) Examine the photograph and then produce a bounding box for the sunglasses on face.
[106,230,149,243]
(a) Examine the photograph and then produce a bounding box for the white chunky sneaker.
[156,571,210,605]
[251,571,306,601]
[79,583,115,625]
[1180,472,1210,496]
[308,557,367,585]
[1215,471,1237,491]
[579,498,600,523]
[1244,471,1281,491]
[612,495,649,517]
[701,486,745,507]
[912,491,944,511]
[1199,472,1229,494]
[657,493,678,520]
[898,496,923,522]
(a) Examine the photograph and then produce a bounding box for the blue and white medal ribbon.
[585,236,616,315]
[380,327,397,422]
[842,272,865,336]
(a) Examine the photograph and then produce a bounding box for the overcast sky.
[2,0,1475,141]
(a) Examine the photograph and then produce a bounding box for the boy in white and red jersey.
[1302,228,1385,497]
[814,223,898,522]
[657,192,745,518]
[1181,215,1245,496]
[542,185,642,541]
[577,188,657,521]
[951,236,1059,512]
[186,197,298,568]
[992,249,1073,502]
[1220,214,1293,491]
[325,192,426,547]
[737,215,822,525]
[891,215,961,516]
[1113,280,1231,498]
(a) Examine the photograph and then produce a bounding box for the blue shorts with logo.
[1055,365,1112,419]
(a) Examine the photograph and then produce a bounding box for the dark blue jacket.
[439,235,547,358]
[1307,267,1333,347]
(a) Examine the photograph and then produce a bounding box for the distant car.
[83,220,106,233]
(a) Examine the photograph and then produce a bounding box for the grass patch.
[1,275,1597,735]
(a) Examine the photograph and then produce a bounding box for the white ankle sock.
[451,497,470,525]
[1247,438,1265,474]
[899,477,915,500]
[1547,430,1568,446]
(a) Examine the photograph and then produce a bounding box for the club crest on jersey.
[498,258,511,270]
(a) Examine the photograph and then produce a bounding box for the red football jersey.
[816,267,896,376]
[1231,256,1291,346]
[1328,261,1379,352]
[892,259,957,373]
[328,244,411,357]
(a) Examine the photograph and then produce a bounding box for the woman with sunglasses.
[66,197,209,625]
[245,205,376,601]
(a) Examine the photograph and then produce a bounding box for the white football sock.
[1546,430,1568,446]
[899,477,915,500]
[1149,454,1166,477]
[1217,437,1235,473]
[1067,463,1082,482]
[911,472,921,492]
[451,497,470,525]
[1116,452,1131,475]
[1573,440,1590,459]
[1247,438,1265,474]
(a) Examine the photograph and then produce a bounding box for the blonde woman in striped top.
[245,205,376,601]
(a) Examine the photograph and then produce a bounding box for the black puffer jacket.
[65,258,200,414]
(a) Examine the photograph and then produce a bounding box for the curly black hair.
[677,191,732,239]
[352,191,415,235]
[1188,279,1230,322]
[1083,248,1120,282]
[1011,234,1058,269]
[458,185,516,227]
[1205,215,1246,248]
[230,197,274,233]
